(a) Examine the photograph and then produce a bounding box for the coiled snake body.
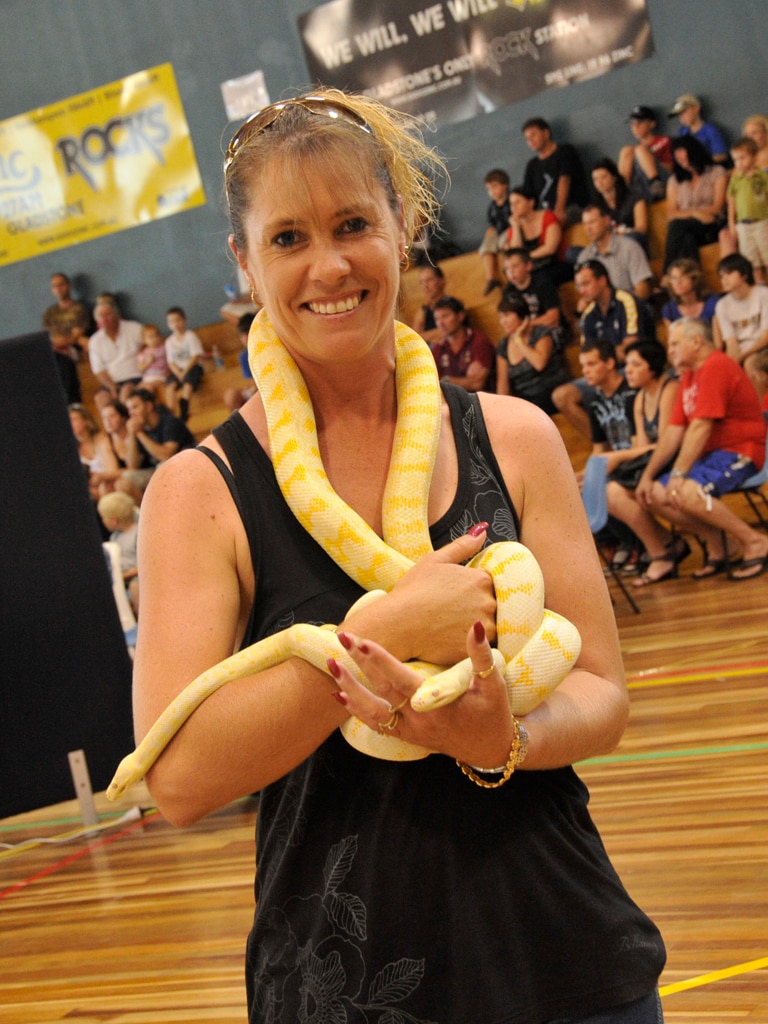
[107,313,580,800]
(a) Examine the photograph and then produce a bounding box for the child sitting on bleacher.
[97,491,139,615]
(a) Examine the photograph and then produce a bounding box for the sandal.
[731,554,768,581]
[666,536,691,565]
[632,557,678,588]
[692,558,728,580]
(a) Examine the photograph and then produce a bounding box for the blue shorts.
[659,450,757,496]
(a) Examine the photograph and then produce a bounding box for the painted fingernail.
[469,522,489,537]
[358,641,370,655]
[336,631,352,650]
[331,691,348,706]
[473,621,486,642]
[327,657,342,679]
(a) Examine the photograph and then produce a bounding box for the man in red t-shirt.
[634,317,768,581]
[431,297,496,392]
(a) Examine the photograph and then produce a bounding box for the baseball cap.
[668,94,699,117]
[627,105,656,122]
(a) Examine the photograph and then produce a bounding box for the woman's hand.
[340,528,497,667]
[328,621,515,768]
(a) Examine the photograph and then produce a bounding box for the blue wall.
[2,0,767,338]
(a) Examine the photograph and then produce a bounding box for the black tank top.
[201,382,664,1024]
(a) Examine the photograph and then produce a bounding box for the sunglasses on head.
[225,95,374,170]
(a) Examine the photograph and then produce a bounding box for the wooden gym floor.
[2,363,767,1023]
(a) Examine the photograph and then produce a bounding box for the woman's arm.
[657,377,680,436]
[690,169,728,223]
[528,216,562,260]
[496,352,510,395]
[666,176,680,220]
[513,327,553,372]
[482,399,628,766]
[632,196,649,236]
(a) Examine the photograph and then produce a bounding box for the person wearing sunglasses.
[131,89,665,1023]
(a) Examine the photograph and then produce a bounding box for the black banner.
[299,0,655,129]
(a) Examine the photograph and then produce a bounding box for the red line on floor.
[0,811,160,900]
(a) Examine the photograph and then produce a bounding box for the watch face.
[515,722,530,766]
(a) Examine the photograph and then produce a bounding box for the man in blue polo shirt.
[552,259,654,438]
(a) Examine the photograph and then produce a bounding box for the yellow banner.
[0,63,205,267]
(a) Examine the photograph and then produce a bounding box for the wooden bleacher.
[76,201,722,467]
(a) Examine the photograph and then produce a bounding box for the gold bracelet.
[456,718,520,789]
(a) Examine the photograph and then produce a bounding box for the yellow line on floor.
[660,955,768,996]
[627,663,768,689]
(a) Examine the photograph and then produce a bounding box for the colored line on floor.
[0,810,160,900]
[660,955,768,997]
[581,740,768,766]
[627,661,768,689]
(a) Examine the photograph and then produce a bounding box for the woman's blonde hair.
[224,87,446,263]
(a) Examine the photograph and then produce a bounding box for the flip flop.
[730,554,768,582]
[632,558,678,588]
[692,558,728,580]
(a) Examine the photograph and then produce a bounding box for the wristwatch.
[515,721,529,767]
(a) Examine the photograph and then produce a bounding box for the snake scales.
[107,312,580,800]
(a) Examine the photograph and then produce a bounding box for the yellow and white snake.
[107,312,580,800]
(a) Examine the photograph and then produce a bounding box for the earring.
[250,287,261,306]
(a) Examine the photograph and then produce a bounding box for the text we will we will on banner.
[299,0,655,129]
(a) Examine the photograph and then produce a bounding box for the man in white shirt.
[715,253,768,393]
[89,298,143,399]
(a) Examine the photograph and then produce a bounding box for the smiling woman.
[130,87,666,1023]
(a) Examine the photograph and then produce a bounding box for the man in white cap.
[668,94,729,165]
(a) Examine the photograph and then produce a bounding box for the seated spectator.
[663,135,727,271]
[495,294,570,415]
[501,247,567,342]
[478,168,511,295]
[409,264,453,344]
[42,272,92,353]
[505,185,571,286]
[521,117,589,225]
[68,402,120,501]
[97,490,140,615]
[715,254,768,392]
[223,312,259,413]
[136,324,171,399]
[124,388,196,500]
[635,317,768,582]
[89,296,144,400]
[48,327,82,404]
[575,205,654,302]
[589,157,649,252]
[577,338,641,566]
[742,114,768,171]
[617,105,673,203]
[668,95,729,165]
[164,306,204,423]
[721,137,768,282]
[603,340,681,578]
[752,347,768,417]
[662,258,721,334]
[552,260,655,438]
[431,297,496,392]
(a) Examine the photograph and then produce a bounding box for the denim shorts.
[659,449,757,496]
[548,988,663,1024]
